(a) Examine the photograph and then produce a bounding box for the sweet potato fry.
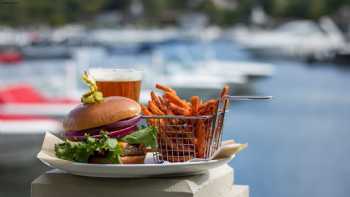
[191,96,200,115]
[150,91,161,105]
[141,105,156,126]
[220,85,230,111]
[164,92,190,109]
[141,104,152,115]
[161,97,176,117]
[155,83,177,94]
[207,99,218,106]
[151,91,167,112]
[196,121,206,158]
[159,97,170,112]
[208,100,219,114]
[220,85,230,98]
[148,100,165,115]
[198,107,207,115]
[161,95,169,105]
[192,137,198,145]
[166,108,174,115]
[158,96,166,106]
[200,99,217,107]
[199,99,218,115]
[169,103,191,115]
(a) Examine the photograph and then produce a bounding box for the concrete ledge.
[32,165,237,197]
[229,185,249,197]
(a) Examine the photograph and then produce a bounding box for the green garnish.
[55,132,121,163]
[81,71,104,104]
[121,126,158,149]
[55,127,158,163]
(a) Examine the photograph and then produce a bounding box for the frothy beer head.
[89,68,143,102]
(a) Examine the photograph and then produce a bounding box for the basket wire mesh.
[142,95,271,163]
[142,96,229,163]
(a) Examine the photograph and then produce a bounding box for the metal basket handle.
[211,95,272,149]
[218,95,272,113]
[218,95,272,114]
[223,95,272,100]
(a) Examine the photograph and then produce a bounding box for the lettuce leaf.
[55,132,121,163]
[121,126,158,149]
[55,126,158,163]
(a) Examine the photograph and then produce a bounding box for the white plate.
[37,132,235,178]
[37,151,235,178]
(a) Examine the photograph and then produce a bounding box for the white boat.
[0,27,32,46]
[196,60,274,79]
[163,73,245,99]
[229,17,345,59]
[146,53,245,98]
[90,28,179,45]
[150,58,273,98]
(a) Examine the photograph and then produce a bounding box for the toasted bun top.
[63,96,141,131]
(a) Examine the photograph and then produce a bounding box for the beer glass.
[88,68,143,102]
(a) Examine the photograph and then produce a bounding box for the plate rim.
[37,151,235,168]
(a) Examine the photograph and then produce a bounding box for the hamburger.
[55,96,157,164]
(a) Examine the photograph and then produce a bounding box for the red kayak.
[0,51,22,64]
[0,84,79,117]
[0,84,79,133]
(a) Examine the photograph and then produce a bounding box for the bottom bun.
[121,155,145,164]
[89,155,145,164]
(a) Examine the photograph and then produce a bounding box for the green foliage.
[309,0,326,19]
[0,0,106,26]
[0,0,349,26]
[263,0,350,19]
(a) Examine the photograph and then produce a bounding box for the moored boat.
[0,47,22,64]
[0,84,78,118]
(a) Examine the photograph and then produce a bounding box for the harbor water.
[227,60,350,197]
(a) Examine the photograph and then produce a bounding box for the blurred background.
[0,0,350,197]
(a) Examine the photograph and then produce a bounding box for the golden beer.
[89,68,143,102]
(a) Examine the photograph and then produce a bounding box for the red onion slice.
[107,125,138,138]
[104,115,141,130]
[65,124,138,141]
[65,115,141,137]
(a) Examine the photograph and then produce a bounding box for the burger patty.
[88,143,144,163]
[121,144,144,156]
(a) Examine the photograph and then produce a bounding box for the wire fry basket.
[142,95,271,163]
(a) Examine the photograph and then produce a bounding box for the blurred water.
[227,61,350,197]
[1,41,350,197]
